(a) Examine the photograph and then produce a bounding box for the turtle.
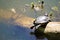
[35,14,50,23]
[30,13,51,29]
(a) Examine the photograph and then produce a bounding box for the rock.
[0,9,35,27]
[15,16,35,28]
[44,22,60,33]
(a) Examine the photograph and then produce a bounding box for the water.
[0,22,36,40]
[0,0,60,18]
[0,0,60,40]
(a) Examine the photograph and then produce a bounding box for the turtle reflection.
[30,24,48,40]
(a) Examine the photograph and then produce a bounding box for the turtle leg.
[30,26,35,29]
[30,20,41,29]
[30,24,39,29]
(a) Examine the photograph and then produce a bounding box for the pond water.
[0,22,36,40]
[0,0,60,19]
[0,0,60,21]
[0,0,60,40]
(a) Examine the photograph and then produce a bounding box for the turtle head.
[44,13,48,16]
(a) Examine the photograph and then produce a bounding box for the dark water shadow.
[0,22,36,40]
[30,24,48,40]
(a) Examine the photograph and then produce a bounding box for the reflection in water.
[34,28,48,40]
[30,25,48,40]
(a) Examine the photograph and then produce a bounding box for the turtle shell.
[35,16,50,23]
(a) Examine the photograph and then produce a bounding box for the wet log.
[44,22,60,33]
[32,22,60,40]
[44,22,60,40]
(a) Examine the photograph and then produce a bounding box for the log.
[44,22,60,33]
[44,22,60,40]
[33,22,60,40]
